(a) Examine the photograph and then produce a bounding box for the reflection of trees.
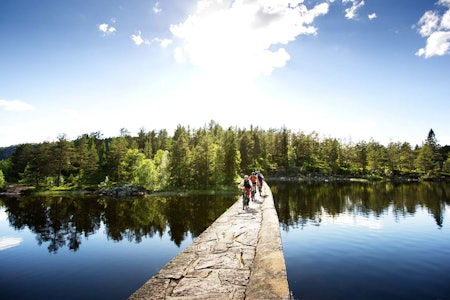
[273,182,450,229]
[1,193,236,253]
[4,196,104,253]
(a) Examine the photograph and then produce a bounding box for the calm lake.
[272,181,450,300]
[1,181,450,300]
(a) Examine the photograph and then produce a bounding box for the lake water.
[1,182,450,300]
[0,193,237,300]
[271,181,450,300]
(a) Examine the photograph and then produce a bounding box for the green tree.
[191,128,216,188]
[238,129,253,173]
[169,125,192,188]
[414,129,441,174]
[443,154,450,173]
[74,134,100,185]
[367,140,387,176]
[320,138,341,175]
[106,136,129,182]
[354,141,368,174]
[250,127,268,172]
[0,169,6,190]
[415,144,437,174]
[223,128,241,183]
[53,134,74,187]
[21,142,53,187]
[0,158,11,183]
[399,142,415,172]
[132,154,158,191]
[120,149,141,182]
[9,143,34,182]
[153,149,170,190]
[273,127,290,174]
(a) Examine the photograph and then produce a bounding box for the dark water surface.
[271,181,450,300]
[0,193,237,300]
[2,182,450,300]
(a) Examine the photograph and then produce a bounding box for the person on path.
[256,171,264,196]
[249,172,258,201]
[239,175,252,210]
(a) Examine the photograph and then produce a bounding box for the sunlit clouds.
[169,0,329,79]
[0,99,35,111]
[368,12,376,20]
[131,31,149,46]
[98,19,117,36]
[415,0,450,58]
[131,31,172,47]
[342,0,365,20]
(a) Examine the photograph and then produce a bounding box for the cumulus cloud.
[169,0,329,78]
[0,99,35,111]
[368,13,376,20]
[131,31,148,45]
[342,0,365,20]
[416,0,450,58]
[98,20,117,36]
[131,31,172,48]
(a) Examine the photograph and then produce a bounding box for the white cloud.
[342,0,365,20]
[416,1,450,58]
[131,31,171,47]
[98,22,117,35]
[153,38,173,48]
[131,31,146,45]
[0,99,35,111]
[416,31,450,58]
[169,0,329,78]
[368,12,376,20]
[153,2,162,14]
[417,11,440,37]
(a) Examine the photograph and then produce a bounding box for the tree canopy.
[1,123,449,191]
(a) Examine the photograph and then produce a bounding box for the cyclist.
[256,171,264,196]
[239,175,252,210]
[249,172,258,201]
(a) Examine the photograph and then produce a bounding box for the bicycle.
[251,184,256,202]
[242,188,250,210]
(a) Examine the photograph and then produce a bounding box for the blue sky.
[1,0,449,148]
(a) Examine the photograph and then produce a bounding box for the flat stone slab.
[129,183,290,300]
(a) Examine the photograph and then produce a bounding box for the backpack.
[243,179,251,189]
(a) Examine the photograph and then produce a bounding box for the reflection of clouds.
[323,211,382,230]
[0,237,23,251]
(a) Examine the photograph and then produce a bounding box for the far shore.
[2,174,449,197]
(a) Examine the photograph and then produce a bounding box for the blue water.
[273,182,450,300]
[0,194,236,300]
[0,208,192,300]
[2,183,450,300]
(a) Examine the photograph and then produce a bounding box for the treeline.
[0,121,449,191]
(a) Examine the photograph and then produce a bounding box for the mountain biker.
[239,175,252,209]
[249,172,258,201]
[256,171,264,195]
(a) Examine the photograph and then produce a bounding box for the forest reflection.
[0,194,237,253]
[272,181,450,230]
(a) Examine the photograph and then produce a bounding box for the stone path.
[128,183,290,300]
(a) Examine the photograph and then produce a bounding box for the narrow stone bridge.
[129,183,290,300]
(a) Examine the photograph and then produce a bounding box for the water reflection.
[0,236,23,251]
[0,194,237,253]
[272,181,450,230]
